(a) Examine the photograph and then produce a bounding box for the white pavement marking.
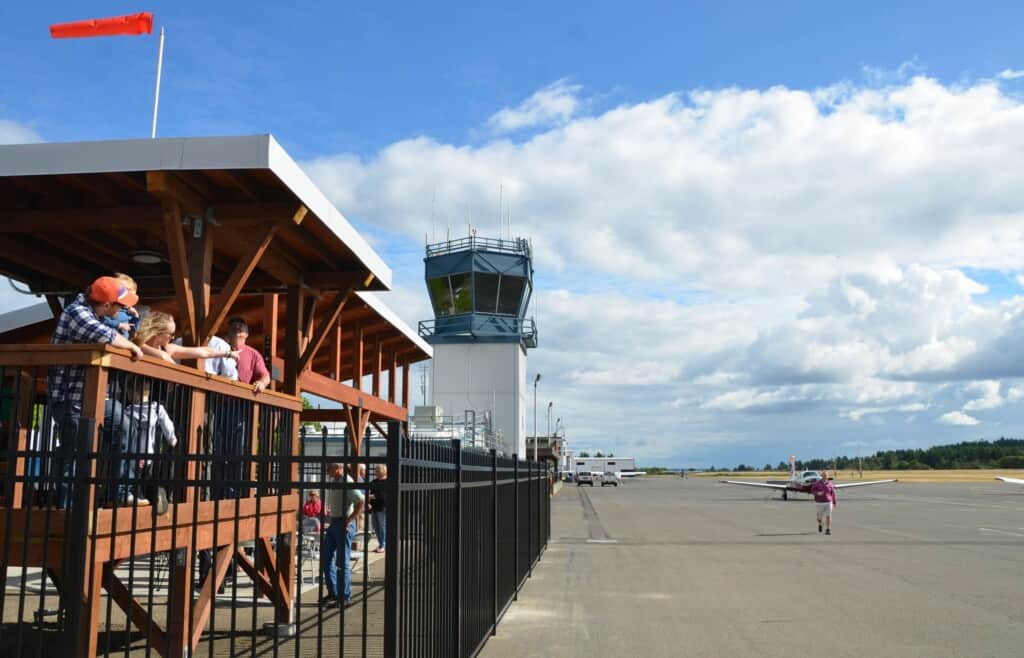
[977,527,1024,537]
[586,539,619,544]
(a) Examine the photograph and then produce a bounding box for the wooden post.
[353,323,364,390]
[331,324,342,380]
[68,365,108,658]
[388,351,397,404]
[189,214,214,348]
[162,202,197,344]
[284,285,302,396]
[9,371,31,507]
[166,547,195,658]
[372,336,382,397]
[264,293,279,390]
[185,389,206,504]
[402,363,411,412]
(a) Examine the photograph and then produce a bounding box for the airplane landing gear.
[782,490,788,501]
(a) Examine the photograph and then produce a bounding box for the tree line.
[724,438,1024,472]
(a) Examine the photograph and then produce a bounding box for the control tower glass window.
[475,273,500,314]
[497,276,526,315]
[428,276,453,315]
[450,273,473,314]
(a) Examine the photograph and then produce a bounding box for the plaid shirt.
[48,294,117,409]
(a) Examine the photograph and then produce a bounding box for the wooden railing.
[0,343,303,658]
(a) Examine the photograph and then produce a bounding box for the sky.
[3,2,1024,468]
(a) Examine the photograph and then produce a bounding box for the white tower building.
[419,235,537,456]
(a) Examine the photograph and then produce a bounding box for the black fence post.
[490,448,498,637]
[384,420,401,658]
[512,454,518,601]
[452,438,463,657]
[527,458,533,577]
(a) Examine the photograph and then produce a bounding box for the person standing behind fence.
[369,465,388,553]
[321,463,364,607]
[811,470,837,535]
[303,491,324,534]
[48,276,144,507]
[224,317,270,393]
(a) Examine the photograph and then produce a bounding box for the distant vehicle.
[994,476,1024,485]
[601,471,620,487]
[618,470,646,478]
[577,471,595,487]
[720,456,897,500]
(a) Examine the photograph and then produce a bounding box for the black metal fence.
[388,435,550,658]
[1,365,551,658]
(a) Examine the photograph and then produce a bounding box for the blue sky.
[4,2,1024,154]
[4,2,1024,468]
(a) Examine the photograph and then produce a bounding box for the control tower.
[419,234,538,456]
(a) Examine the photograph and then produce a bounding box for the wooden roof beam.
[0,236,96,287]
[147,171,209,217]
[0,206,163,232]
[161,202,197,342]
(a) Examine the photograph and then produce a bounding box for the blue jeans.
[371,510,386,550]
[321,518,356,600]
[52,399,134,507]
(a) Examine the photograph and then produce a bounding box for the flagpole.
[151,26,165,138]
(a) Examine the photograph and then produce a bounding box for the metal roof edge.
[0,135,273,176]
[266,136,393,290]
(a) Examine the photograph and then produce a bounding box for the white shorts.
[816,502,833,518]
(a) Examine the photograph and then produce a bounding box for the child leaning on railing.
[124,386,178,511]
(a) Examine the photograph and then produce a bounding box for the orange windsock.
[50,12,153,39]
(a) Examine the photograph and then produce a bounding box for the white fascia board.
[0,135,273,176]
[0,135,392,289]
[357,291,433,359]
[266,136,392,290]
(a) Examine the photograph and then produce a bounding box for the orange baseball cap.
[88,276,140,307]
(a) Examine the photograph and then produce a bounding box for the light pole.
[546,401,553,440]
[532,373,541,462]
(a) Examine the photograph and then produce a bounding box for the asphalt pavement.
[480,477,1024,658]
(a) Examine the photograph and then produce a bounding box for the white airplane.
[720,456,898,500]
[617,470,646,478]
[994,476,1024,485]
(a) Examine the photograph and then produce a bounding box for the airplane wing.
[833,479,898,489]
[994,476,1024,485]
[720,480,789,490]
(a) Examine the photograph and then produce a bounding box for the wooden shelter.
[0,135,431,657]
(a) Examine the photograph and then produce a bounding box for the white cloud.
[302,72,1024,464]
[962,380,1003,411]
[997,69,1024,80]
[486,79,582,134]
[937,411,980,426]
[0,119,41,145]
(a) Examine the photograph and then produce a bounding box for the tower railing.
[425,236,530,258]
[418,314,537,346]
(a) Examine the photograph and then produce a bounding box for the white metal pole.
[151,26,165,139]
[532,375,539,462]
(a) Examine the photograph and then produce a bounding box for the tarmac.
[480,477,1024,658]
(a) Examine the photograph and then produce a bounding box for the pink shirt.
[236,344,269,384]
[811,478,836,504]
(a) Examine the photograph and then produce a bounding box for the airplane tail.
[789,455,796,478]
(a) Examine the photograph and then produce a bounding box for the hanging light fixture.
[130,249,164,265]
